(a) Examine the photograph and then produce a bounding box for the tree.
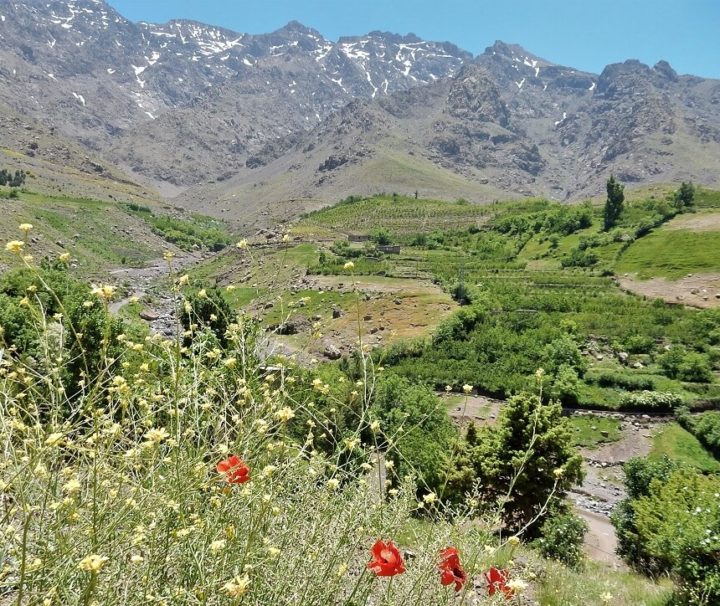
[674,181,695,210]
[467,394,584,534]
[603,175,625,230]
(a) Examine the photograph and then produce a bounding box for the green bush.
[595,371,656,391]
[535,512,588,569]
[180,287,234,347]
[618,391,683,412]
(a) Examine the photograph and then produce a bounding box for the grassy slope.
[616,225,720,279]
[0,191,177,274]
[567,415,622,449]
[651,422,720,473]
[294,195,491,239]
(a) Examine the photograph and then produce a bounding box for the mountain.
[0,0,719,222]
[174,41,720,224]
[0,0,469,191]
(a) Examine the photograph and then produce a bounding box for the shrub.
[618,391,683,412]
[535,512,588,569]
[180,287,234,347]
[595,371,655,391]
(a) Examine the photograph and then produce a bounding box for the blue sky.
[110,0,720,78]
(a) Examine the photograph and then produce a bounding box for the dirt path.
[107,253,204,335]
[619,273,720,309]
[577,509,622,567]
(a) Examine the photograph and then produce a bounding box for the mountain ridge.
[0,0,719,223]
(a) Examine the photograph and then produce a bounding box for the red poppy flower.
[367,539,406,577]
[438,547,467,592]
[216,455,250,484]
[485,566,513,598]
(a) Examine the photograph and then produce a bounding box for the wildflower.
[343,261,355,270]
[508,535,521,547]
[44,432,64,447]
[261,464,277,479]
[130,554,144,564]
[337,563,348,577]
[178,274,189,286]
[423,492,438,505]
[223,357,237,369]
[438,547,467,592]
[274,406,295,423]
[91,284,115,301]
[326,478,340,490]
[267,546,281,558]
[144,427,170,444]
[553,467,564,478]
[217,455,250,484]
[600,592,613,604]
[370,420,381,433]
[163,251,174,262]
[485,567,512,598]
[223,575,250,598]
[462,384,473,394]
[197,289,207,299]
[367,539,406,577]
[62,478,81,495]
[210,540,226,552]
[19,223,33,233]
[58,252,71,263]
[506,579,528,594]
[5,240,25,253]
[78,554,108,573]
[282,234,290,243]
[236,239,248,249]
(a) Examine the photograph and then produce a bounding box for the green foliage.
[450,394,584,534]
[371,374,455,495]
[673,182,695,210]
[604,176,625,231]
[371,228,392,245]
[677,409,720,458]
[127,206,231,251]
[611,455,720,603]
[618,391,683,412]
[659,346,713,383]
[0,168,26,187]
[449,281,473,306]
[179,287,234,346]
[541,335,587,376]
[650,423,720,473]
[534,512,588,569]
[594,371,656,391]
[560,248,598,268]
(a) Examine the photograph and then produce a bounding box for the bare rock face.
[0,1,469,186]
[0,2,719,217]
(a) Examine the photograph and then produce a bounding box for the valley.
[0,2,719,604]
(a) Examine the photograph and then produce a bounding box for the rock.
[324,343,342,360]
[600,430,610,438]
[332,307,343,319]
[633,361,644,369]
[312,314,322,321]
[363,314,372,321]
[139,310,160,321]
[618,351,629,362]
[394,298,402,305]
